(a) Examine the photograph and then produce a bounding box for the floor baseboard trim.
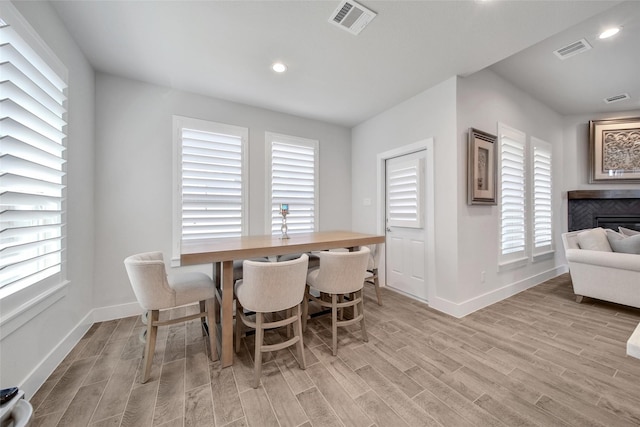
[20,311,93,400]
[430,266,568,318]
[21,301,142,400]
[91,301,142,323]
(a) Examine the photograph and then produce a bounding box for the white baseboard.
[91,301,143,323]
[429,266,568,318]
[20,300,143,399]
[20,310,93,399]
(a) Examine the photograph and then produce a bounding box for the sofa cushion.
[606,229,640,254]
[619,226,640,236]
[577,228,612,252]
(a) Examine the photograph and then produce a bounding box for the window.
[531,137,553,257]
[266,132,318,235]
[172,116,248,263]
[0,7,68,298]
[498,124,527,266]
[386,155,424,229]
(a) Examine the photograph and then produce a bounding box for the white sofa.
[562,229,640,308]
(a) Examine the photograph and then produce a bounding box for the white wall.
[0,1,96,397]
[352,69,570,318]
[94,73,352,310]
[351,77,460,307]
[456,69,565,314]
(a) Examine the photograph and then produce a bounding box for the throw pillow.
[619,226,640,236]
[576,228,612,252]
[606,228,624,244]
[607,231,640,254]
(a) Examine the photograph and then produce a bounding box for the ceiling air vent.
[553,38,592,60]
[604,93,630,104]
[329,0,377,35]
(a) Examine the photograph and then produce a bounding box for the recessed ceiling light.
[272,62,287,73]
[599,27,620,39]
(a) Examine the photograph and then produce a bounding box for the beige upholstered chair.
[302,247,370,356]
[364,244,382,305]
[233,257,270,281]
[277,253,320,269]
[124,251,217,383]
[235,254,309,388]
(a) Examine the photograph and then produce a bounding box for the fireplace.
[594,215,640,231]
[568,190,640,232]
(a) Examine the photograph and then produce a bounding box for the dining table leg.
[220,260,234,367]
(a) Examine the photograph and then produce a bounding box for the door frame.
[376,138,435,303]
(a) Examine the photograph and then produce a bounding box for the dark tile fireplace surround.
[568,190,640,232]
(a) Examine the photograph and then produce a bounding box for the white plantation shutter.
[0,11,67,296]
[173,117,248,262]
[499,125,526,264]
[531,138,553,255]
[387,158,423,228]
[266,133,318,235]
[181,129,244,239]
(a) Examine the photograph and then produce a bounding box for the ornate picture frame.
[468,127,497,205]
[589,117,640,183]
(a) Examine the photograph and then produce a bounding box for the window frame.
[265,132,319,236]
[172,116,249,266]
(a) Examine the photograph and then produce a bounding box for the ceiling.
[490,0,640,117]
[49,0,640,128]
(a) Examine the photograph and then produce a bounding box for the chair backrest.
[367,244,380,270]
[240,254,309,312]
[315,247,370,294]
[124,251,176,310]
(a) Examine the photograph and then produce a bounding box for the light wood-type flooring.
[29,274,640,426]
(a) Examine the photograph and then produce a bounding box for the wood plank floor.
[29,274,640,426]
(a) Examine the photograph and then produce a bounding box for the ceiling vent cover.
[604,93,630,104]
[553,38,592,60]
[329,0,377,35]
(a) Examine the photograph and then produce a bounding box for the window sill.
[532,250,555,263]
[0,280,70,340]
[498,257,529,272]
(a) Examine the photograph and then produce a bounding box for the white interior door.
[385,150,427,301]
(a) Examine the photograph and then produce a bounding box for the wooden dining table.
[180,230,385,367]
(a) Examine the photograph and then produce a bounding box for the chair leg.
[293,304,306,369]
[352,294,359,319]
[331,294,338,356]
[372,269,382,306]
[235,299,243,353]
[359,289,368,342]
[253,313,264,388]
[301,285,310,332]
[206,299,218,361]
[286,308,292,338]
[199,300,207,336]
[142,310,159,383]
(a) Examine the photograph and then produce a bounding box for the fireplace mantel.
[568,189,640,200]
